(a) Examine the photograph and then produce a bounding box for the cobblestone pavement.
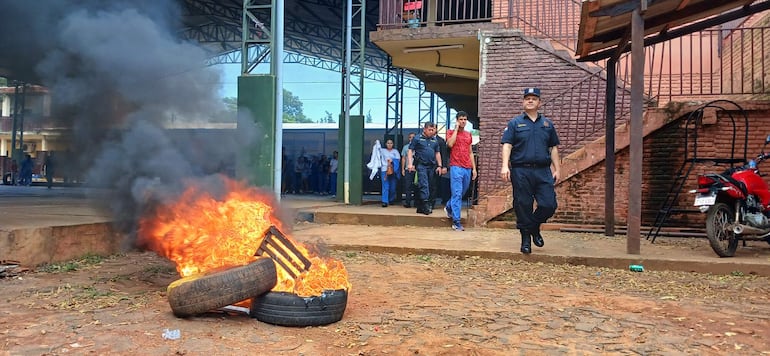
[2,243,770,355]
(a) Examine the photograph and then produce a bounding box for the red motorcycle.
[692,136,770,257]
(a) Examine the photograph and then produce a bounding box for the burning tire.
[250,289,347,327]
[706,202,739,257]
[167,257,277,317]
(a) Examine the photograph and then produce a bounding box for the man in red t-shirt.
[445,111,477,231]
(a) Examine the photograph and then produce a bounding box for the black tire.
[706,202,739,257]
[250,289,347,327]
[167,257,277,317]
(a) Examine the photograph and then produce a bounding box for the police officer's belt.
[512,162,550,168]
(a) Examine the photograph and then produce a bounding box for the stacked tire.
[166,257,347,326]
[250,289,347,327]
[167,257,277,318]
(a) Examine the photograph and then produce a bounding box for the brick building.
[372,0,770,229]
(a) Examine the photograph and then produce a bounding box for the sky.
[215,62,456,129]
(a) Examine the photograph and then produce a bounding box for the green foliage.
[417,255,432,262]
[319,110,336,123]
[37,253,105,273]
[283,88,313,123]
[0,77,7,86]
[224,89,315,123]
[366,109,373,123]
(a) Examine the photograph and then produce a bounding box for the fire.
[138,176,351,297]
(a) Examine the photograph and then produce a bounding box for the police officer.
[500,87,561,254]
[408,122,442,215]
[401,132,416,208]
[429,132,450,210]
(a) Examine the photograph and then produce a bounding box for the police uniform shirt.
[409,134,440,166]
[500,113,560,166]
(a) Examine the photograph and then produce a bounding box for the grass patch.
[36,253,106,273]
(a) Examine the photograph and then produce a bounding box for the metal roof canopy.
[574,0,770,254]
[577,0,770,62]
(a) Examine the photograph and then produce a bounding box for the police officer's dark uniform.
[501,88,560,253]
[428,134,450,209]
[409,131,441,214]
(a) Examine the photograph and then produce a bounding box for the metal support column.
[385,60,404,142]
[239,0,282,195]
[605,57,617,237]
[10,82,27,168]
[340,0,366,204]
[417,82,433,129]
[628,6,645,255]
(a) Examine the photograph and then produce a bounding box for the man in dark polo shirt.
[407,122,442,215]
[500,87,561,254]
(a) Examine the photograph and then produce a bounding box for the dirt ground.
[2,245,770,355]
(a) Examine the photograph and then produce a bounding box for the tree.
[210,96,237,123]
[223,96,238,112]
[365,109,373,123]
[283,89,313,123]
[319,110,336,123]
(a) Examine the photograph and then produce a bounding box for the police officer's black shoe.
[520,230,532,254]
[423,203,433,215]
[532,227,544,248]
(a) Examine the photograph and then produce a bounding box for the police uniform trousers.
[415,164,435,204]
[402,169,416,206]
[510,165,557,231]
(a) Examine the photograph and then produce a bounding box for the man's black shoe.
[532,227,544,247]
[520,230,532,254]
[403,203,412,208]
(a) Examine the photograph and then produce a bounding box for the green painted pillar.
[236,75,276,189]
[338,114,364,205]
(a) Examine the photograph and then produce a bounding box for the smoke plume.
[0,0,253,242]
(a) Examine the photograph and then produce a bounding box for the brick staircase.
[469,102,704,227]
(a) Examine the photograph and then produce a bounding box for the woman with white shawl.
[377,139,401,207]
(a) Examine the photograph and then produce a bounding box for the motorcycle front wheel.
[705,202,739,257]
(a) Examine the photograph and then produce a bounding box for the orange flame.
[138,176,351,297]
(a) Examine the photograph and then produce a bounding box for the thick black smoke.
[0,0,252,242]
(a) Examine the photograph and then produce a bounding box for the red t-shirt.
[447,129,473,168]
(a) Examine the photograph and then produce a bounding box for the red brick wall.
[551,107,770,227]
[477,31,605,200]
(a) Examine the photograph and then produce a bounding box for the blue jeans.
[329,172,337,195]
[449,166,471,224]
[381,172,398,203]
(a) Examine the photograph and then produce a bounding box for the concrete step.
[294,202,466,228]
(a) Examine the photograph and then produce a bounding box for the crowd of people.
[364,86,561,253]
[2,152,56,188]
[281,150,338,196]
[367,111,476,231]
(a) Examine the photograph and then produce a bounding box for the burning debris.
[138,176,351,323]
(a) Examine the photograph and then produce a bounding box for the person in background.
[44,152,56,189]
[329,151,339,197]
[10,159,18,186]
[429,133,450,210]
[293,155,304,194]
[500,87,561,254]
[446,111,477,231]
[401,132,416,208]
[379,139,401,207]
[407,122,442,215]
[20,154,33,186]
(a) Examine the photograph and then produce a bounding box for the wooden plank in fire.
[256,226,312,279]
